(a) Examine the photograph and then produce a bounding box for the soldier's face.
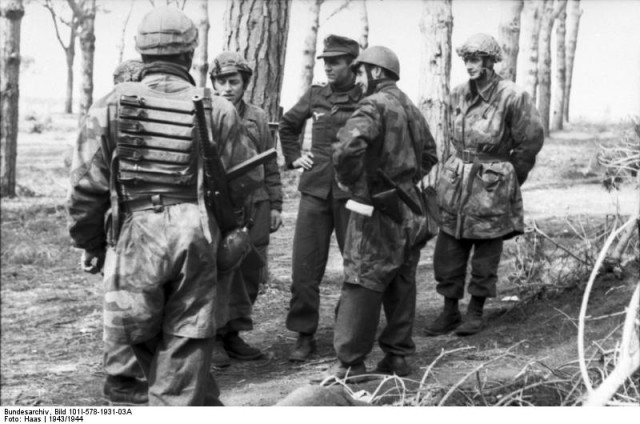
[324,56,352,85]
[464,56,484,80]
[355,65,369,93]
[213,72,245,105]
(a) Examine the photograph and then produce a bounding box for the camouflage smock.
[279,82,361,200]
[438,73,544,240]
[238,100,283,211]
[333,81,438,292]
[67,72,261,343]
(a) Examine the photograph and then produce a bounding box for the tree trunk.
[495,0,523,82]
[357,0,369,49]
[223,0,291,122]
[564,0,582,122]
[0,0,24,198]
[192,0,209,87]
[537,0,556,137]
[64,26,76,114]
[417,0,452,184]
[522,0,543,103]
[550,0,567,131]
[297,0,323,97]
[77,0,95,117]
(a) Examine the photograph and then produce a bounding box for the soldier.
[208,51,283,366]
[279,35,361,362]
[425,33,544,337]
[328,46,438,378]
[101,59,146,405]
[67,6,262,406]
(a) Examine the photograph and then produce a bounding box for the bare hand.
[81,249,105,274]
[270,210,283,233]
[293,152,314,170]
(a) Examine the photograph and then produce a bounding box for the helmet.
[352,46,400,80]
[113,59,144,84]
[135,6,198,55]
[217,227,251,273]
[209,52,253,79]
[456,33,502,62]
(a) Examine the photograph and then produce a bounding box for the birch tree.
[495,0,524,82]
[223,0,291,122]
[116,0,135,64]
[357,0,369,49]
[521,0,543,103]
[537,0,557,136]
[550,0,567,131]
[1,0,24,197]
[564,0,582,122]
[417,0,452,183]
[298,0,323,96]
[192,0,209,87]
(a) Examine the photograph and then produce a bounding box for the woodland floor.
[1,116,638,407]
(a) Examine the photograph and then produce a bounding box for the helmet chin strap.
[363,65,382,96]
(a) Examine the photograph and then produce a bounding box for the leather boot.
[424,297,462,336]
[288,333,316,362]
[103,375,148,405]
[211,335,231,368]
[455,296,485,336]
[223,332,263,360]
[375,353,410,377]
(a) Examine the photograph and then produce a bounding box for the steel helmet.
[352,46,400,80]
[456,33,503,62]
[209,52,253,79]
[135,6,198,55]
[217,227,251,274]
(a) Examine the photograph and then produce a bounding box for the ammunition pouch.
[115,83,203,190]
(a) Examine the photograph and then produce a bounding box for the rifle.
[192,95,277,233]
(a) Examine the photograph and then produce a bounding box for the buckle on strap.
[461,149,474,163]
[151,194,163,213]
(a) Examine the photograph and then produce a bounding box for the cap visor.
[317,51,353,59]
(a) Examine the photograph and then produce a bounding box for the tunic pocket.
[436,157,462,214]
[466,162,513,217]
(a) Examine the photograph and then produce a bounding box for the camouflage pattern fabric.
[279,82,362,200]
[113,60,144,85]
[333,80,438,292]
[67,71,261,344]
[438,73,544,240]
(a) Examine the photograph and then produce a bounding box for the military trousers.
[103,340,144,380]
[333,259,419,365]
[217,200,271,334]
[433,230,504,299]
[286,193,350,335]
[132,334,221,406]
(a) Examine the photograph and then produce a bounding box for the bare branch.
[323,0,349,23]
[44,0,69,50]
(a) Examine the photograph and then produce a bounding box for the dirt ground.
[1,118,638,406]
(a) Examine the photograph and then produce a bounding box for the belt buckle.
[151,194,164,213]
[462,150,474,163]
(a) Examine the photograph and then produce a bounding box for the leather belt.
[456,149,509,163]
[123,194,197,213]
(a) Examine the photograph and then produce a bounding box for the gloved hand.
[81,248,105,274]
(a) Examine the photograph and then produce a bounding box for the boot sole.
[423,322,461,337]
[227,351,264,361]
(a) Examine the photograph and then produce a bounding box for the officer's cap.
[317,35,359,59]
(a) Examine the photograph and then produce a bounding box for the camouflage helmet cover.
[113,59,144,84]
[135,6,198,55]
[209,51,253,78]
[456,33,503,62]
[352,45,400,80]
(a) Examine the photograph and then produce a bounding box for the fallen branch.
[584,282,640,406]
[578,216,637,394]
